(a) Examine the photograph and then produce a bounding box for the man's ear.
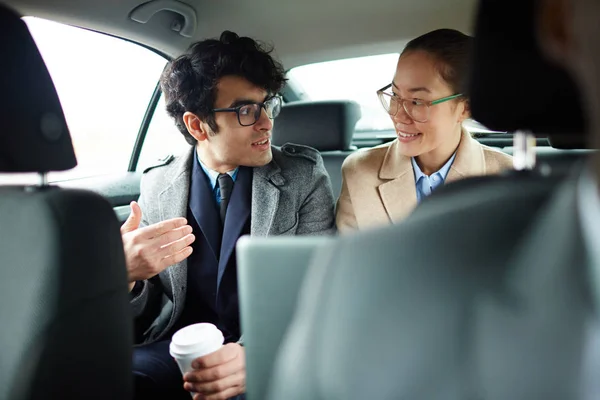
[537,0,574,67]
[183,111,210,142]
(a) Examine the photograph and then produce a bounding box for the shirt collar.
[196,148,238,190]
[411,152,457,183]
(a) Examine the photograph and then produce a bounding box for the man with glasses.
[123,31,335,400]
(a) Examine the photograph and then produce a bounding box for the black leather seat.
[0,5,132,399]
[272,100,361,197]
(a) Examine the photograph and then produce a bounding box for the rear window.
[287,54,497,136]
[287,53,398,133]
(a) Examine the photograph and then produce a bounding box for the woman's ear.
[183,112,210,142]
[457,100,471,123]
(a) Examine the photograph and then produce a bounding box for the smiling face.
[390,50,469,162]
[183,75,274,172]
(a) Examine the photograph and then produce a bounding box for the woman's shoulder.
[479,142,513,171]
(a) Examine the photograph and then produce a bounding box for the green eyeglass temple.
[430,93,464,105]
[377,84,464,106]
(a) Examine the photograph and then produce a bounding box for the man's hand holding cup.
[170,323,246,400]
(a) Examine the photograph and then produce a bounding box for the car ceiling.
[3,0,477,68]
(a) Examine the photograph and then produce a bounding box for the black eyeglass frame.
[212,95,282,127]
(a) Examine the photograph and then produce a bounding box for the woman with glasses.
[336,29,513,232]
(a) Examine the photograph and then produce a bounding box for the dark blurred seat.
[469,0,589,174]
[266,0,590,399]
[413,0,588,205]
[469,0,586,135]
[0,5,132,400]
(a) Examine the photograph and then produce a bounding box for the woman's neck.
[415,129,462,175]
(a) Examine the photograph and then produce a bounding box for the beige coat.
[336,129,513,232]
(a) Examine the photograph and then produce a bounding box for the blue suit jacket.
[173,156,252,342]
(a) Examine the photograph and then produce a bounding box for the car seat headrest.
[469,0,587,137]
[0,5,76,173]
[272,100,361,151]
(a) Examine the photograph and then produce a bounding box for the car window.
[136,94,193,172]
[287,53,497,137]
[287,53,399,132]
[0,17,168,184]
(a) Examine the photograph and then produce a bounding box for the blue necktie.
[217,173,234,224]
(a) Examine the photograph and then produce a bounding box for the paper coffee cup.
[169,323,224,376]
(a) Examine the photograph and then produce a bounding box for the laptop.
[236,235,332,400]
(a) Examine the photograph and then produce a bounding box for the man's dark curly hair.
[160,31,287,145]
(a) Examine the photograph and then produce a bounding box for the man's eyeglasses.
[377,84,463,123]
[213,96,282,127]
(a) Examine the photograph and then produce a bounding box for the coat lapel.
[446,129,486,183]
[377,140,418,223]
[376,129,487,223]
[157,147,194,300]
[188,152,221,261]
[250,159,285,236]
[475,176,592,398]
[158,149,193,222]
[217,166,252,287]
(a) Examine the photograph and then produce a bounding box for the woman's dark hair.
[160,30,287,144]
[401,29,473,96]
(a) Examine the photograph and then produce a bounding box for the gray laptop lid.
[237,235,331,400]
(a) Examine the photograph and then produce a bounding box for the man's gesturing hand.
[183,343,246,400]
[121,201,195,284]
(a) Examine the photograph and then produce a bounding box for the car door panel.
[58,172,142,223]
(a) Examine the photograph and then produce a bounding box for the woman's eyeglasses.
[377,84,463,123]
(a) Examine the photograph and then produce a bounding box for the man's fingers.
[184,358,241,384]
[136,217,189,240]
[202,383,245,400]
[157,225,193,247]
[192,343,241,369]
[157,233,195,261]
[159,245,194,270]
[186,371,245,397]
[124,229,194,280]
[120,201,142,234]
[130,225,192,253]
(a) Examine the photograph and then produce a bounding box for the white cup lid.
[170,323,224,358]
